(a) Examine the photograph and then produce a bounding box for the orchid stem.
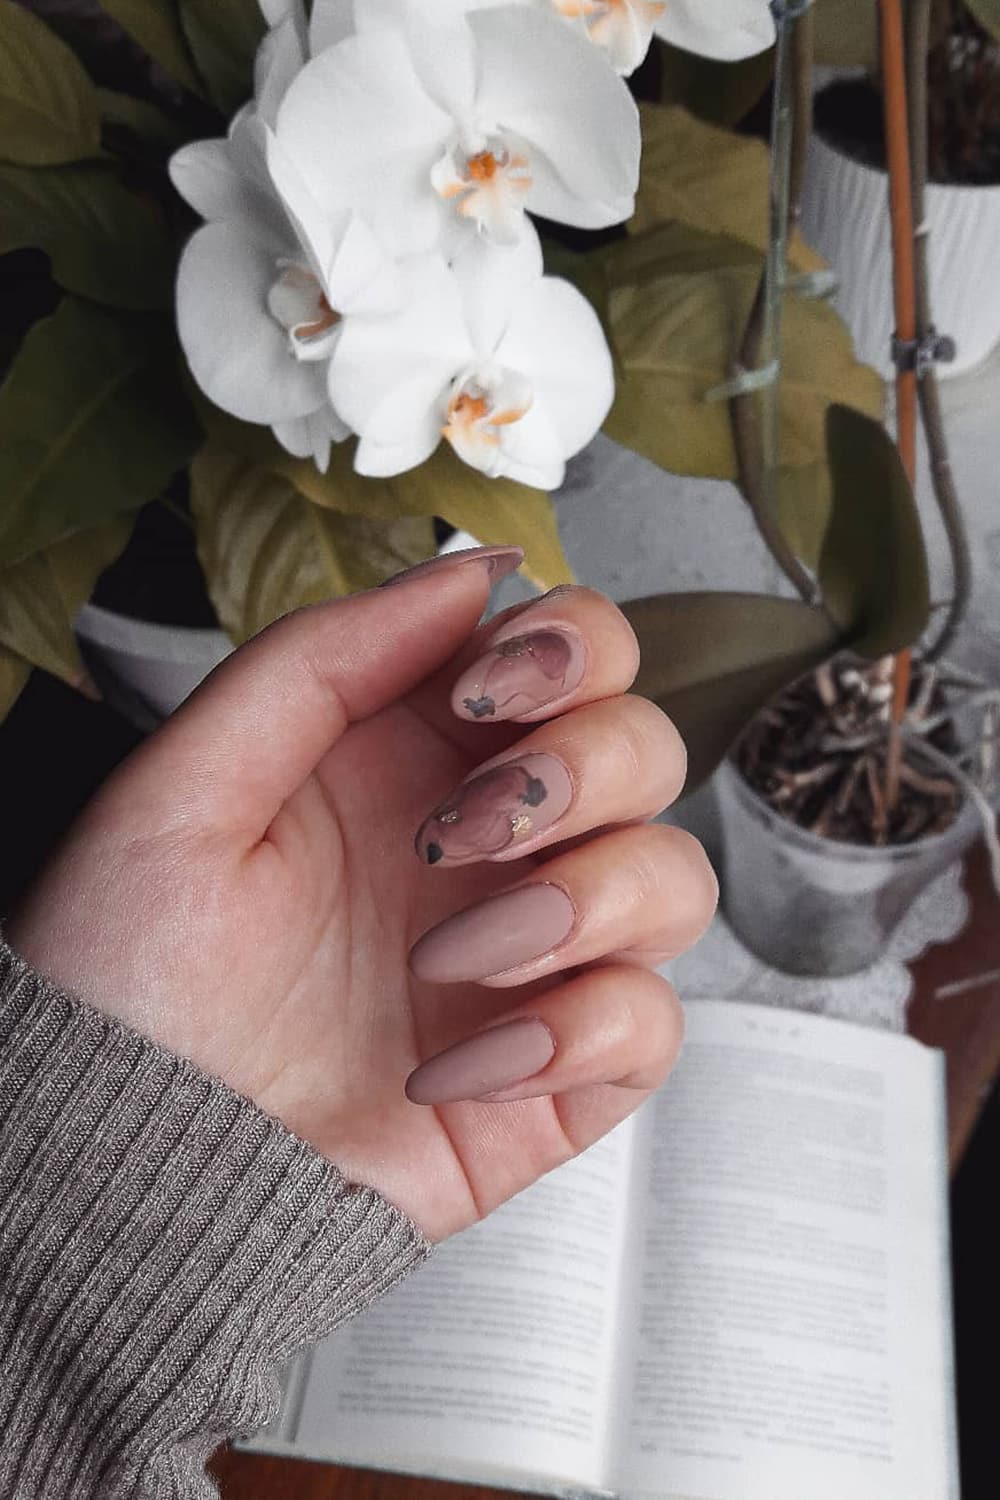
[729,0,816,604]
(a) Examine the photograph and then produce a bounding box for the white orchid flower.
[170,120,398,471]
[275,2,640,259]
[654,0,775,61]
[328,241,613,489]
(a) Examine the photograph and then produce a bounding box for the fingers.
[414,693,687,866]
[405,965,684,1105]
[410,824,718,986]
[120,546,522,840]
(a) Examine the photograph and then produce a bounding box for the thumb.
[123,546,523,840]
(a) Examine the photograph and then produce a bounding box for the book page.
[613,1001,955,1500]
[285,1117,637,1491]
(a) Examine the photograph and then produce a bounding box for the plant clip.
[785,268,840,300]
[769,0,815,21]
[706,360,780,403]
[890,328,957,378]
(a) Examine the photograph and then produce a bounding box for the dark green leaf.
[818,405,930,657]
[0,162,173,310]
[191,446,436,640]
[813,0,878,67]
[97,87,184,149]
[599,222,884,479]
[966,0,1000,41]
[96,0,204,95]
[0,0,101,164]
[623,591,840,793]
[657,38,774,127]
[0,298,199,566]
[0,515,131,690]
[179,0,264,115]
[774,461,832,571]
[198,405,577,590]
[0,644,31,721]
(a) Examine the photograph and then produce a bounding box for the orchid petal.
[169,138,288,254]
[309,0,355,52]
[273,405,349,472]
[496,277,613,456]
[450,223,543,358]
[276,31,451,256]
[491,399,567,488]
[653,0,775,61]
[470,5,639,227]
[177,222,325,424]
[354,411,443,478]
[254,6,307,126]
[587,0,664,74]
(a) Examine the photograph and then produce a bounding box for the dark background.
[1,670,997,1497]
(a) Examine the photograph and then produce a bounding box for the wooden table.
[211,841,1000,1500]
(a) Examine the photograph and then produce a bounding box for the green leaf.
[0,162,173,310]
[774,461,832,571]
[813,0,878,67]
[623,591,840,793]
[818,405,930,658]
[97,87,184,149]
[0,644,31,721]
[657,38,774,128]
[632,106,826,272]
[966,0,1000,41]
[197,405,576,591]
[191,446,436,641]
[0,298,199,566]
[96,0,203,95]
[179,0,264,115]
[0,516,131,691]
[0,0,101,164]
[599,222,884,479]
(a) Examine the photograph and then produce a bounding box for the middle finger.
[413,694,687,867]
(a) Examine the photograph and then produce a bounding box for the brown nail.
[451,629,586,722]
[405,1017,556,1105]
[410,883,576,983]
[415,753,573,867]
[380,544,523,588]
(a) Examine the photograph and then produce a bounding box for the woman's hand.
[7,547,716,1241]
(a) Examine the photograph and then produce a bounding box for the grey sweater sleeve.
[0,940,431,1500]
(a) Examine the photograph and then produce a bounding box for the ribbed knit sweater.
[0,940,431,1499]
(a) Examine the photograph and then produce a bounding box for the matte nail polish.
[381,544,524,587]
[410,883,576,983]
[415,754,573,866]
[405,1017,556,1105]
[451,629,586,721]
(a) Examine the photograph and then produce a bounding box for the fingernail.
[451,629,586,721]
[381,544,524,588]
[410,883,576,983]
[405,1017,555,1105]
[415,753,573,867]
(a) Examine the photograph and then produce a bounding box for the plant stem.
[907,0,973,660]
[879,0,918,809]
[729,1,815,605]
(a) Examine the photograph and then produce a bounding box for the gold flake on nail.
[510,812,534,837]
[439,809,461,824]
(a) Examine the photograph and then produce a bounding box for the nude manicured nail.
[381,544,523,587]
[410,883,576,983]
[415,754,573,866]
[451,629,586,721]
[405,1017,556,1105]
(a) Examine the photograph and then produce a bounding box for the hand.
[7,548,716,1241]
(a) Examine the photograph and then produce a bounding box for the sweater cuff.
[0,940,431,1500]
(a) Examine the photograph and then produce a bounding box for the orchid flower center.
[267,263,341,362]
[431,136,532,247]
[442,367,533,475]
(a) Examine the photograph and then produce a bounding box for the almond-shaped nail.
[451,629,586,721]
[415,753,573,867]
[410,883,576,983]
[406,1017,556,1105]
[380,544,523,588]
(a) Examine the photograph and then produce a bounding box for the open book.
[246,1001,958,1500]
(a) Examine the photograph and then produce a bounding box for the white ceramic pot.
[74,603,232,731]
[800,131,1000,380]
